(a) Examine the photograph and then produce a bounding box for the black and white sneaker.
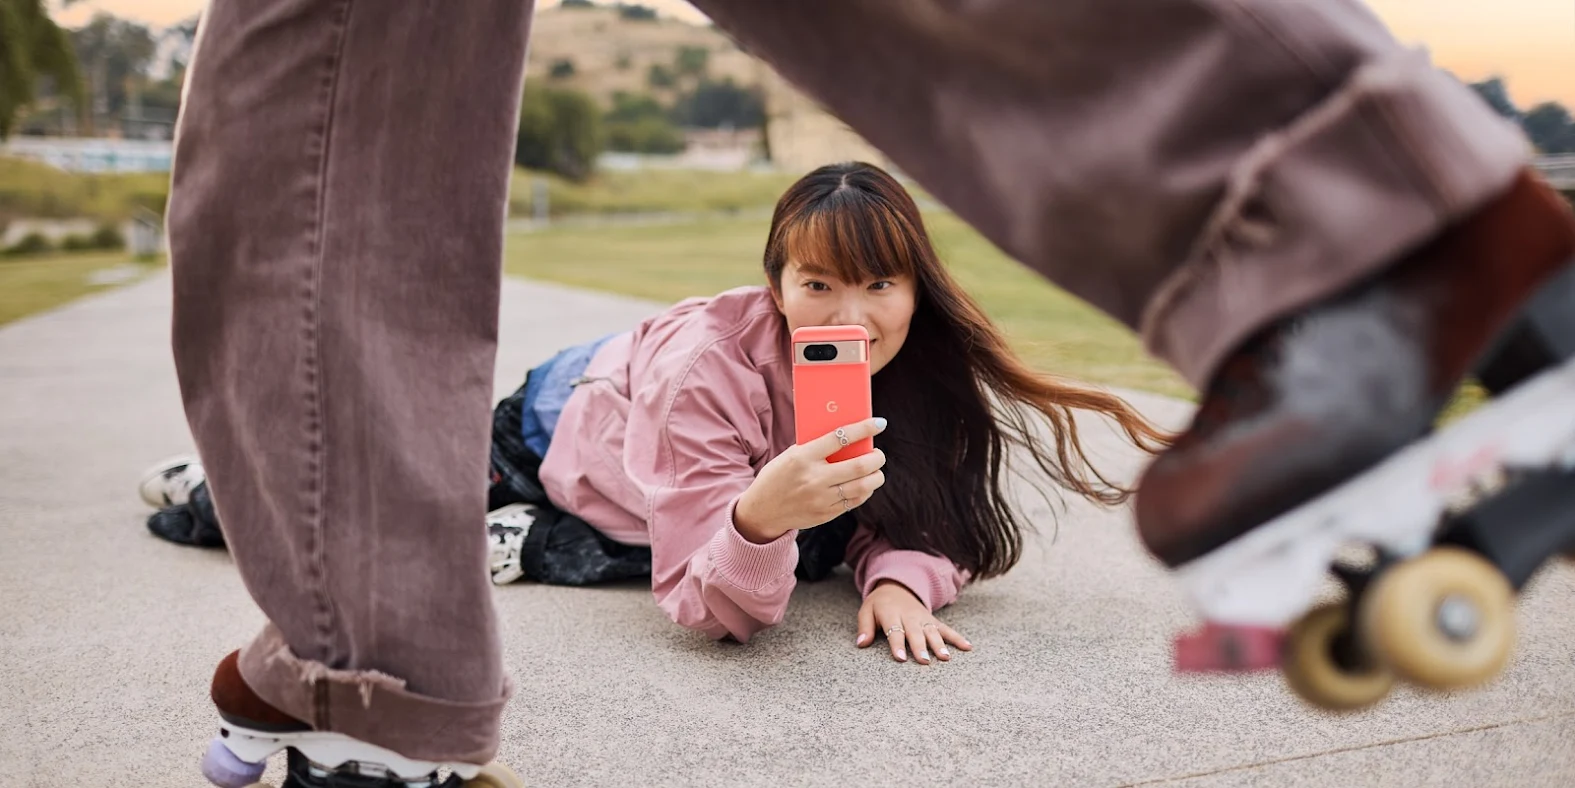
[486,503,539,586]
[138,455,206,509]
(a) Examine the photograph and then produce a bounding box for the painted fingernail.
[856,633,868,645]
[896,649,907,661]
[873,417,888,431]
[920,650,932,663]
[939,647,950,658]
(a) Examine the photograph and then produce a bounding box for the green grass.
[0,157,169,224]
[505,211,1196,398]
[508,167,801,218]
[0,156,799,225]
[0,252,165,327]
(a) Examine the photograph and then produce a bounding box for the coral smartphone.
[792,325,874,463]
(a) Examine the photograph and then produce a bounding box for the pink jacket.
[539,286,970,642]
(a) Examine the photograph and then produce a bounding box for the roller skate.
[1133,169,1575,711]
[486,503,541,586]
[139,454,205,508]
[199,652,522,788]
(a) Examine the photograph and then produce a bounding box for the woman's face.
[774,261,917,374]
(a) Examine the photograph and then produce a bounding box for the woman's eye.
[870,281,894,291]
[806,281,830,292]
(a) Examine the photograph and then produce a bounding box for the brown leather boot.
[211,649,310,732]
[1136,169,1575,567]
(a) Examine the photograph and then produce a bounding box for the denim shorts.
[518,333,617,458]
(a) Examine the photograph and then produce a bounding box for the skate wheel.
[200,736,267,788]
[1282,603,1395,712]
[1361,547,1515,690]
[465,761,524,788]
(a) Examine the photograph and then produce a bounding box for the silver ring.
[885,626,904,637]
[921,622,939,630]
[836,483,847,501]
[835,428,849,447]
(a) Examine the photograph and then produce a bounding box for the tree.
[605,91,665,123]
[548,58,576,80]
[616,3,657,21]
[605,116,685,154]
[0,0,84,139]
[69,12,155,129]
[1468,77,1521,121]
[515,84,603,181]
[1522,102,1575,154]
[674,45,708,79]
[603,91,685,154]
[647,63,675,89]
[671,78,764,129]
[1463,76,1575,155]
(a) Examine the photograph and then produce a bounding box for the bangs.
[777,196,925,284]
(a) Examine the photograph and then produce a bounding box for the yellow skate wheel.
[465,761,524,788]
[1361,547,1516,690]
[1282,602,1395,712]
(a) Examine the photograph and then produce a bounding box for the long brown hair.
[764,162,1171,579]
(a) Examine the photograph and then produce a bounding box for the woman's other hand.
[856,580,972,664]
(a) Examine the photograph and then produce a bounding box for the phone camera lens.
[804,344,838,362]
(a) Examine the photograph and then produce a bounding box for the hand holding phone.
[733,416,889,543]
[730,325,886,544]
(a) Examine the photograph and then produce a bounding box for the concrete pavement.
[2,272,1573,787]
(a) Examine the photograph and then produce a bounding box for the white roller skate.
[201,729,522,788]
[486,503,540,585]
[200,652,522,788]
[138,454,206,508]
[1169,260,1575,711]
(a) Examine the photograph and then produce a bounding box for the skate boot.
[147,480,226,547]
[139,454,206,508]
[1132,169,1575,710]
[200,651,522,788]
[486,503,541,585]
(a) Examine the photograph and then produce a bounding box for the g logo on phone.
[826,401,838,413]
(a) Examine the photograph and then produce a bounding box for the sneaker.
[138,455,206,509]
[486,503,540,586]
[1135,169,1575,566]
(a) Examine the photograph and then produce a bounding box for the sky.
[54,0,1575,109]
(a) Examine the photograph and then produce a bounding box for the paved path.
[2,274,1573,786]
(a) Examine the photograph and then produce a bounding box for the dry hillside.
[524,5,765,105]
[523,4,893,172]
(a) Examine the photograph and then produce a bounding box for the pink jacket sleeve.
[630,372,800,643]
[845,521,971,611]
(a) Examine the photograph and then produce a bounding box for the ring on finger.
[885,625,904,637]
[835,428,849,446]
[921,622,939,630]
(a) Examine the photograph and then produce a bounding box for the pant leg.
[167,0,533,763]
[696,0,1530,387]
